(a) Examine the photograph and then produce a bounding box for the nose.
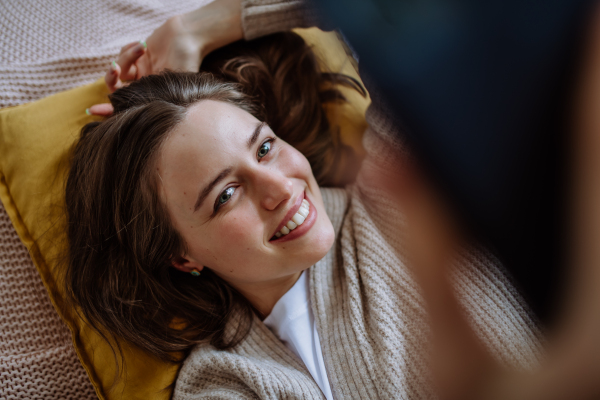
[257,168,293,211]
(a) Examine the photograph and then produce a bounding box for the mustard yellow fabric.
[0,28,370,400]
[298,28,370,159]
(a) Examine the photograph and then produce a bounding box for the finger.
[134,52,153,79]
[119,41,140,54]
[86,103,114,116]
[105,60,124,93]
[117,41,147,81]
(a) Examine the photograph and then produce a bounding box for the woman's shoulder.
[174,344,261,399]
[174,320,324,399]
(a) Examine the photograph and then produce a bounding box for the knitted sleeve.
[241,0,321,40]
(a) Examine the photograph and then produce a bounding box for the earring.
[190,268,201,277]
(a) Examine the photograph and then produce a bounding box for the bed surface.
[0,1,208,398]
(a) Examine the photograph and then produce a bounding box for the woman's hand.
[88,0,243,116]
[105,41,147,93]
[87,41,148,116]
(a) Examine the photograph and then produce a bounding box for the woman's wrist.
[180,0,244,59]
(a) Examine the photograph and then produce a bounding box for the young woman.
[68,1,547,399]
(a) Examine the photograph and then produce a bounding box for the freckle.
[247,248,250,250]
[184,192,186,195]
[230,270,233,273]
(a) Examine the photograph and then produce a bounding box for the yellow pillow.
[299,28,369,160]
[0,28,370,400]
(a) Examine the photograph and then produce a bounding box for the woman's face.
[156,100,335,295]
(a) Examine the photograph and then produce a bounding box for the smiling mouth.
[272,199,310,240]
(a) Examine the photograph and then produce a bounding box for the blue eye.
[216,187,235,210]
[258,141,271,159]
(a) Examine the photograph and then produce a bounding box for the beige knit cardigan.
[173,2,543,399]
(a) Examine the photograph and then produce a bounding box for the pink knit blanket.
[0,1,207,398]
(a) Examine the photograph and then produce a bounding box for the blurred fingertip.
[132,41,147,55]
[88,103,115,116]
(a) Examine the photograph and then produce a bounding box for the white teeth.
[297,205,309,218]
[286,220,297,230]
[292,213,305,225]
[274,200,310,238]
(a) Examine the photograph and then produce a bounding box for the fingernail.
[85,108,91,116]
[135,41,146,53]
[110,61,117,72]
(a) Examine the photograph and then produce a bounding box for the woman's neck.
[234,271,304,319]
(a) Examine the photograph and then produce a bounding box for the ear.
[170,254,204,274]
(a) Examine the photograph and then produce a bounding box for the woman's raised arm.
[89,0,320,116]
[133,0,243,78]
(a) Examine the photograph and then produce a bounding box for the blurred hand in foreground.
[404,3,600,398]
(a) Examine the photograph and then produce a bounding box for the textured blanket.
[0,1,208,398]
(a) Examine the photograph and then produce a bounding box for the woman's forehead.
[177,100,258,142]
[161,100,257,167]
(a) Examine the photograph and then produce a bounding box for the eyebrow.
[193,122,266,213]
[193,167,232,212]
[247,121,266,149]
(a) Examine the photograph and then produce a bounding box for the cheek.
[204,209,262,263]
[219,213,256,244]
[279,146,314,178]
[202,213,269,280]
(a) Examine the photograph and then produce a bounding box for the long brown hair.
[65,31,365,363]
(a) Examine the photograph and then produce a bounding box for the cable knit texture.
[0,203,98,399]
[0,0,212,108]
[0,1,210,398]
[173,5,544,396]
